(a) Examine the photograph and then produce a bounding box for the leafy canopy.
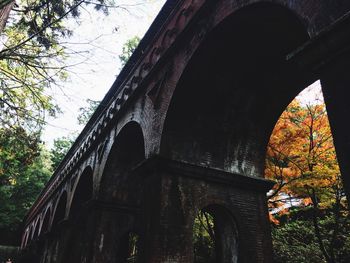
[77,99,100,125]
[0,127,51,244]
[193,211,216,263]
[272,213,350,263]
[266,99,342,214]
[266,97,349,263]
[119,35,140,66]
[50,135,75,171]
[0,0,118,131]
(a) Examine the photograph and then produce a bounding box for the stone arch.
[30,222,37,240]
[91,121,145,262]
[193,204,239,263]
[28,214,47,258]
[41,206,52,234]
[68,166,93,218]
[21,230,28,248]
[160,2,311,177]
[27,224,35,244]
[116,231,140,262]
[32,216,41,240]
[99,121,146,204]
[60,166,94,262]
[23,228,30,248]
[51,191,68,230]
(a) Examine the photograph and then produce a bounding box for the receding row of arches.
[22,166,94,249]
[20,122,147,261]
[21,1,350,262]
[22,117,243,262]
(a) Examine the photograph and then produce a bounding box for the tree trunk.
[0,1,14,32]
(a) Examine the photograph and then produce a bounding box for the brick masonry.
[20,1,350,262]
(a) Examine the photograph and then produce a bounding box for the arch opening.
[69,167,93,219]
[193,206,238,263]
[41,208,51,234]
[94,122,145,262]
[51,192,67,230]
[161,3,310,177]
[116,231,140,263]
[26,225,35,245]
[24,229,31,247]
[21,231,29,248]
[265,81,350,262]
[32,220,41,241]
[62,167,94,262]
[99,121,145,204]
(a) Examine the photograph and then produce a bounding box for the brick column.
[58,208,93,263]
[321,55,350,203]
[39,220,70,263]
[138,159,193,263]
[84,201,138,263]
[136,156,274,263]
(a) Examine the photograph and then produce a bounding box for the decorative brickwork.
[21,1,350,262]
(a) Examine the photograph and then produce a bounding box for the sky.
[297,80,323,105]
[42,0,166,147]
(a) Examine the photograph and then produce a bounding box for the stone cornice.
[134,156,275,193]
[287,11,350,74]
[25,0,206,224]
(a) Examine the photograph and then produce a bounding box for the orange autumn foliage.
[265,99,342,221]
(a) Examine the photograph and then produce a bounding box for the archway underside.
[21,1,350,263]
[161,3,311,178]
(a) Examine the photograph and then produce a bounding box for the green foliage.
[0,127,51,245]
[0,2,66,131]
[77,99,100,125]
[4,0,117,48]
[272,218,325,263]
[0,0,132,247]
[272,210,350,263]
[119,36,140,66]
[0,0,118,131]
[267,98,350,262]
[50,136,75,171]
[126,233,139,262]
[193,211,216,263]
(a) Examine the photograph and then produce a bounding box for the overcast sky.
[42,0,166,147]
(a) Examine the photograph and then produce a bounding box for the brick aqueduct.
[20,0,350,262]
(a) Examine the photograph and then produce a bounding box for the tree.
[193,211,216,263]
[0,0,123,131]
[119,35,140,66]
[0,0,14,32]
[272,213,350,263]
[266,98,349,263]
[0,127,51,245]
[0,0,14,10]
[266,100,342,211]
[77,99,100,125]
[0,0,147,247]
[50,136,75,170]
